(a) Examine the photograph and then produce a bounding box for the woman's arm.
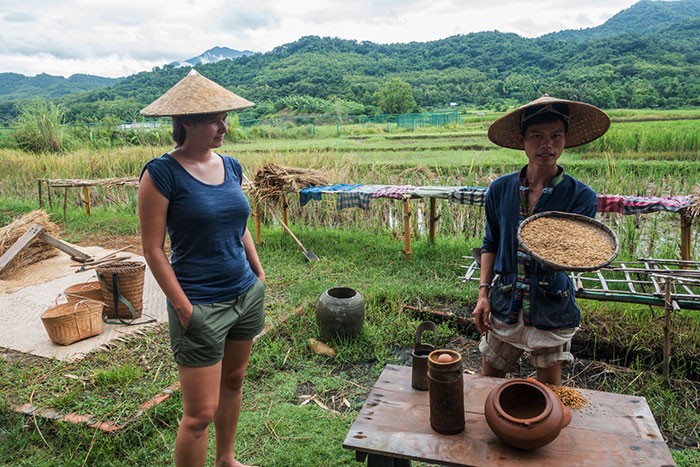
[242,227,265,283]
[138,169,194,328]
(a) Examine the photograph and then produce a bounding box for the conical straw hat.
[140,70,254,116]
[487,95,610,149]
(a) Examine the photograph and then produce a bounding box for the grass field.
[1,109,699,465]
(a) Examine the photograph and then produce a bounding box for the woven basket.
[64,280,103,303]
[517,211,619,272]
[41,300,103,345]
[96,261,146,320]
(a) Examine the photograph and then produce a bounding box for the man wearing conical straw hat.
[139,70,265,467]
[472,95,610,385]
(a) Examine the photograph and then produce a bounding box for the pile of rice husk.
[520,217,614,268]
[0,210,61,278]
[252,163,330,204]
[546,384,588,410]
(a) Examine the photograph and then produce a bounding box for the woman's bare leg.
[175,362,222,466]
[214,339,255,467]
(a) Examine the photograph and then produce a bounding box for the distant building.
[449,102,458,107]
[476,111,486,116]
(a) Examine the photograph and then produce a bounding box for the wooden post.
[254,203,262,245]
[82,186,91,216]
[663,279,671,379]
[282,196,289,237]
[47,182,53,209]
[429,197,437,244]
[37,180,43,209]
[403,197,412,262]
[63,187,68,224]
[680,214,692,263]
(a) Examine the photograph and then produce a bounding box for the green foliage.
[14,98,66,153]
[375,77,417,114]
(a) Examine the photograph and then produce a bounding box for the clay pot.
[484,378,571,450]
[316,287,364,340]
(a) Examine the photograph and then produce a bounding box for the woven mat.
[0,245,166,361]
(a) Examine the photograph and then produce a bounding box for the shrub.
[14,98,66,153]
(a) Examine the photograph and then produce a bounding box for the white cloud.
[0,0,639,78]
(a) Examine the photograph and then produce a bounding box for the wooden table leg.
[83,186,91,216]
[254,203,262,245]
[403,197,412,262]
[367,453,411,466]
[63,187,68,224]
[680,214,692,263]
[428,197,437,244]
[282,195,289,237]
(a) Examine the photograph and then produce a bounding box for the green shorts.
[167,278,266,367]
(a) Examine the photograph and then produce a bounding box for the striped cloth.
[299,184,361,206]
[369,185,417,200]
[597,194,693,214]
[448,187,488,206]
[336,185,390,210]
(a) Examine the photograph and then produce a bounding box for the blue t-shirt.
[141,153,257,304]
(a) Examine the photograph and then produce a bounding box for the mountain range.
[167,46,255,68]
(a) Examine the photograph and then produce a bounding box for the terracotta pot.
[484,378,571,450]
[316,287,364,340]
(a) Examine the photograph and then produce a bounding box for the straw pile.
[252,163,330,204]
[0,210,61,278]
[680,186,700,222]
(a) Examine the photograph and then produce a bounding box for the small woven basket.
[64,280,103,303]
[96,261,146,320]
[41,300,103,345]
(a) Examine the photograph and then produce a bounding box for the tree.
[375,77,417,114]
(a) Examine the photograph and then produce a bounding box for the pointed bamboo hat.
[140,69,254,116]
[487,95,610,150]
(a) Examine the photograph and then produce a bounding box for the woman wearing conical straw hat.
[472,95,610,386]
[139,70,264,467]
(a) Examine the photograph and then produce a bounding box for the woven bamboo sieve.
[64,280,103,303]
[41,300,103,345]
[96,261,146,320]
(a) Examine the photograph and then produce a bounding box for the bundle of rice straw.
[0,210,61,278]
[252,163,330,204]
[681,186,700,222]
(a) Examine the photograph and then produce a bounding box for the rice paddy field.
[1,108,699,465]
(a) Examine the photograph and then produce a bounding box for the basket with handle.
[41,300,103,345]
[96,261,146,322]
[64,280,103,303]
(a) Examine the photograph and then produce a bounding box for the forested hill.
[544,0,700,41]
[0,73,118,102]
[1,0,698,124]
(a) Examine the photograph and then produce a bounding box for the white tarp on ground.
[0,245,166,362]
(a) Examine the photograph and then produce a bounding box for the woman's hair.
[171,114,213,146]
[520,103,569,136]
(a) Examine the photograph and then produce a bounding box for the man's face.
[518,119,567,171]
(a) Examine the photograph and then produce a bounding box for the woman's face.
[184,112,228,148]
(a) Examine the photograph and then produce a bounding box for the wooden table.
[343,365,675,466]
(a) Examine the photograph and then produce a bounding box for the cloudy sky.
[1,0,640,78]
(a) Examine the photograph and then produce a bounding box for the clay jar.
[427,349,465,435]
[484,378,572,450]
[316,287,364,340]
